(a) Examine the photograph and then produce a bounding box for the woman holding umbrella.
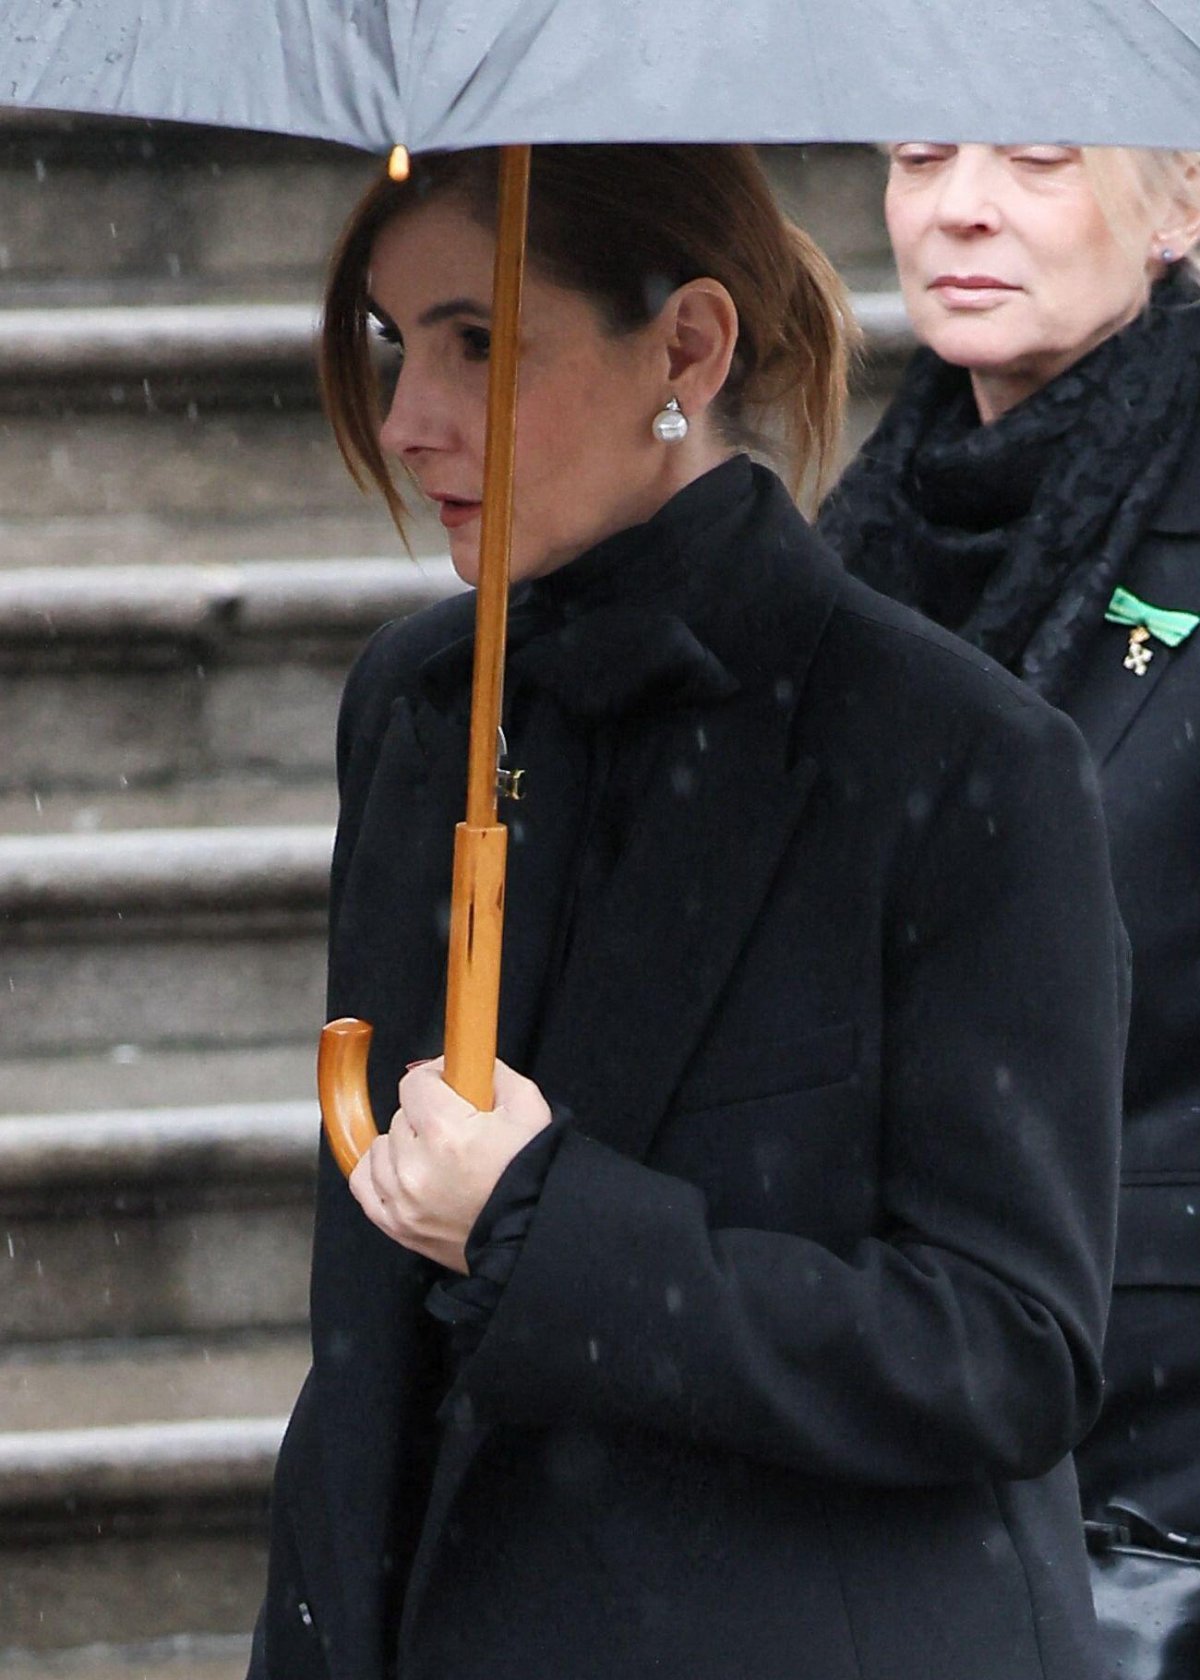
[252,144,1125,1680]
[820,140,1200,1536]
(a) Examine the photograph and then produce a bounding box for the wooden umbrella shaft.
[319,145,531,1172]
[442,143,531,1112]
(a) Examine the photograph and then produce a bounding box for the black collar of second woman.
[419,455,753,721]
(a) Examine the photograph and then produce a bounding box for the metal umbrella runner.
[4,0,1200,1172]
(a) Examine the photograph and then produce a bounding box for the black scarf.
[819,274,1200,701]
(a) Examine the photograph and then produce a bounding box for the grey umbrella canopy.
[4,0,1200,152]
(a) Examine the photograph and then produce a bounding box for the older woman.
[250,144,1125,1680]
[821,142,1200,1550]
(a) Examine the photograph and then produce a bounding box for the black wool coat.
[251,464,1125,1680]
[1057,420,1200,1531]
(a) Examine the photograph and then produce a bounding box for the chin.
[920,323,1030,375]
[445,529,484,587]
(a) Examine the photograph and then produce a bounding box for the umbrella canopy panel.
[4,0,1200,153]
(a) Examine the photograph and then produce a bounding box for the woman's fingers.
[398,1055,476,1134]
[348,1055,554,1267]
[348,1135,400,1232]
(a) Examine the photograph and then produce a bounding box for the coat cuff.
[425,1110,567,1359]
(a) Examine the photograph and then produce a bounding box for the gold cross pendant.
[1123,625,1154,676]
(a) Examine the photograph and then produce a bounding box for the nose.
[378,363,457,464]
[932,146,1003,236]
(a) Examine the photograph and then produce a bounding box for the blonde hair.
[1082,147,1200,281]
[321,145,858,538]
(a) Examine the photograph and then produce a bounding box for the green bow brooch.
[1105,586,1200,677]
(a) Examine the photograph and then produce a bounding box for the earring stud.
[1161,247,1177,264]
[651,395,688,444]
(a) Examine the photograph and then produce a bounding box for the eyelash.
[891,146,1073,171]
[367,317,490,364]
[370,315,402,349]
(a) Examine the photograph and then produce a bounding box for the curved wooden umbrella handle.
[316,815,506,1174]
[318,1017,378,1177]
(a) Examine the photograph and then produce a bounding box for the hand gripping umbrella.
[5,0,1200,1170]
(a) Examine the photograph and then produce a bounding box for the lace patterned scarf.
[819,274,1200,701]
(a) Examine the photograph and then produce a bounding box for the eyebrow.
[416,297,491,327]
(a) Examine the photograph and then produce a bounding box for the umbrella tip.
[388,145,411,183]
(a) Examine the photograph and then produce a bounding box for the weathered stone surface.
[0,1527,268,1652]
[0,1330,309,1433]
[0,1636,252,1680]
[1,1193,312,1342]
[0,1044,317,1117]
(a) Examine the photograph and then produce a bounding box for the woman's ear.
[1153,164,1200,268]
[661,279,739,415]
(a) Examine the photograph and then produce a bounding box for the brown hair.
[321,144,856,535]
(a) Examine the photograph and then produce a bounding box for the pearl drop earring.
[651,395,688,444]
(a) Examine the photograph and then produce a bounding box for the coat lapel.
[1064,540,1200,768]
[530,544,839,1163]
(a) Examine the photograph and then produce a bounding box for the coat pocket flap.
[1113,1180,1200,1286]
[675,1019,857,1116]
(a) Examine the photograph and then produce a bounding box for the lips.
[930,274,1019,292]
[430,493,482,531]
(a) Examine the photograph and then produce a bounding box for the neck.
[968,368,1041,424]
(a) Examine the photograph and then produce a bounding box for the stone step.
[0,115,376,300]
[0,1101,317,1341]
[0,773,337,839]
[0,509,412,572]
[0,1414,281,1652]
[0,290,911,409]
[0,1635,252,1680]
[0,407,427,537]
[0,1330,308,1441]
[0,557,461,793]
[0,1044,316,1119]
[0,291,904,552]
[0,826,332,1060]
[0,117,894,299]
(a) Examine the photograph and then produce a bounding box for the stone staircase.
[0,115,905,1677]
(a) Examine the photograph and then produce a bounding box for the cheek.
[883,192,921,273]
[1034,226,1148,340]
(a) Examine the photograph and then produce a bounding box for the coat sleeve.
[451,698,1127,1488]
